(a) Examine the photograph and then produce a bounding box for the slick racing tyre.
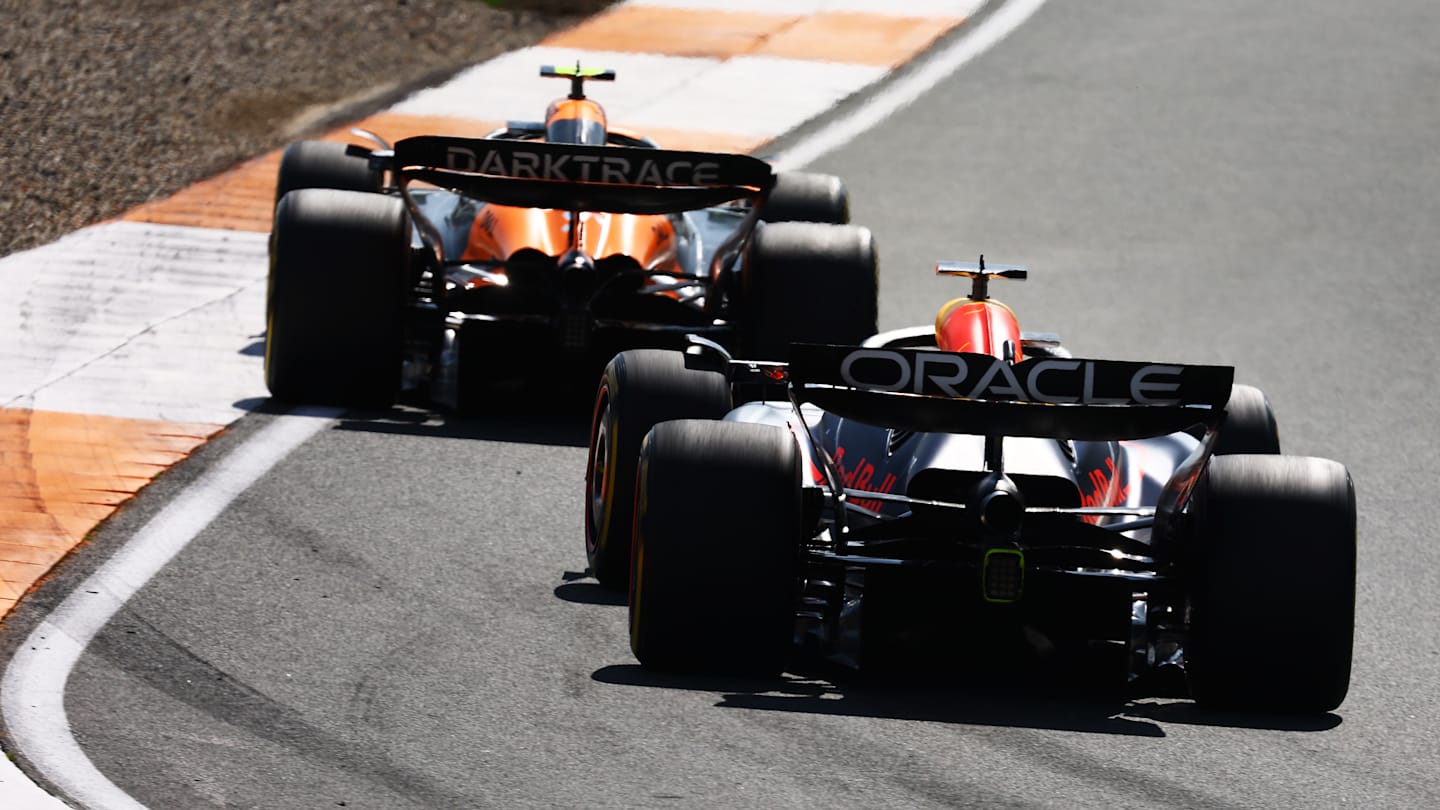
[1213,384,1281,455]
[1185,454,1356,713]
[266,188,408,407]
[274,141,383,205]
[586,351,732,590]
[740,222,879,362]
[758,171,850,224]
[629,419,801,675]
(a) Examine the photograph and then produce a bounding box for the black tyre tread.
[630,419,800,675]
[1214,384,1281,455]
[275,141,383,204]
[585,351,732,589]
[740,222,879,362]
[1186,454,1356,713]
[266,188,408,406]
[758,171,849,224]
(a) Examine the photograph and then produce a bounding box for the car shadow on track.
[1122,701,1342,732]
[554,571,627,606]
[244,377,596,446]
[590,664,1343,736]
[243,397,593,447]
[594,663,1164,736]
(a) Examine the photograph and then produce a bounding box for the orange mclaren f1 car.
[264,64,878,409]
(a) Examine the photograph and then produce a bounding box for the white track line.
[0,1,1048,806]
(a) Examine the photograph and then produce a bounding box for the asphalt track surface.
[5,0,1440,807]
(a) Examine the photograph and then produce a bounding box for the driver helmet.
[545,98,608,146]
[934,297,1023,360]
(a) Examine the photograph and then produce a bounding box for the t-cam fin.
[937,255,1027,301]
[540,62,617,99]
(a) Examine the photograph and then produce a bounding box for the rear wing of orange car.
[783,343,1234,441]
[377,135,776,215]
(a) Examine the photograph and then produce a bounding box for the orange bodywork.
[461,208,680,271]
[458,94,682,282]
[935,298,1023,361]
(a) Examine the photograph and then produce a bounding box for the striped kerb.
[0,410,219,614]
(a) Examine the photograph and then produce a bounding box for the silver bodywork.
[709,326,1223,679]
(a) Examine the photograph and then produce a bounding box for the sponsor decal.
[833,446,899,512]
[444,145,722,186]
[1079,455,1130,524]
[821,347,1208,406]
[476,208,498,238]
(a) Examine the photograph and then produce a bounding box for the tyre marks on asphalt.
[0,222,270,424]
[0,0,988,621]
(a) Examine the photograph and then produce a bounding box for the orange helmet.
[540,63,615,146]
[545,98,608,145]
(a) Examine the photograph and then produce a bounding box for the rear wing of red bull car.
[711,341,1236,533]
[784,343,1234,441]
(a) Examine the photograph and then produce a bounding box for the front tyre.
[1185,454,1356,713]
[266,189,408,407]
[1213,384,1281,455]
[274,141,383,205]
[758,171,849,224]
[585,351,731,589]
[629,419,801,675]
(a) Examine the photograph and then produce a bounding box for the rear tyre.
[1214,384,1281,455]
[740,222,878,361]
[758,171,849,224]
[274,141,382,204]
[629,419,801,675]
[1185,454,1356,713]
[266,189,409,406]
[586,351,732,589]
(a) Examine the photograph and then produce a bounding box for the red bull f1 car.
[265,64,877,408]
[586,259,1357,713]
